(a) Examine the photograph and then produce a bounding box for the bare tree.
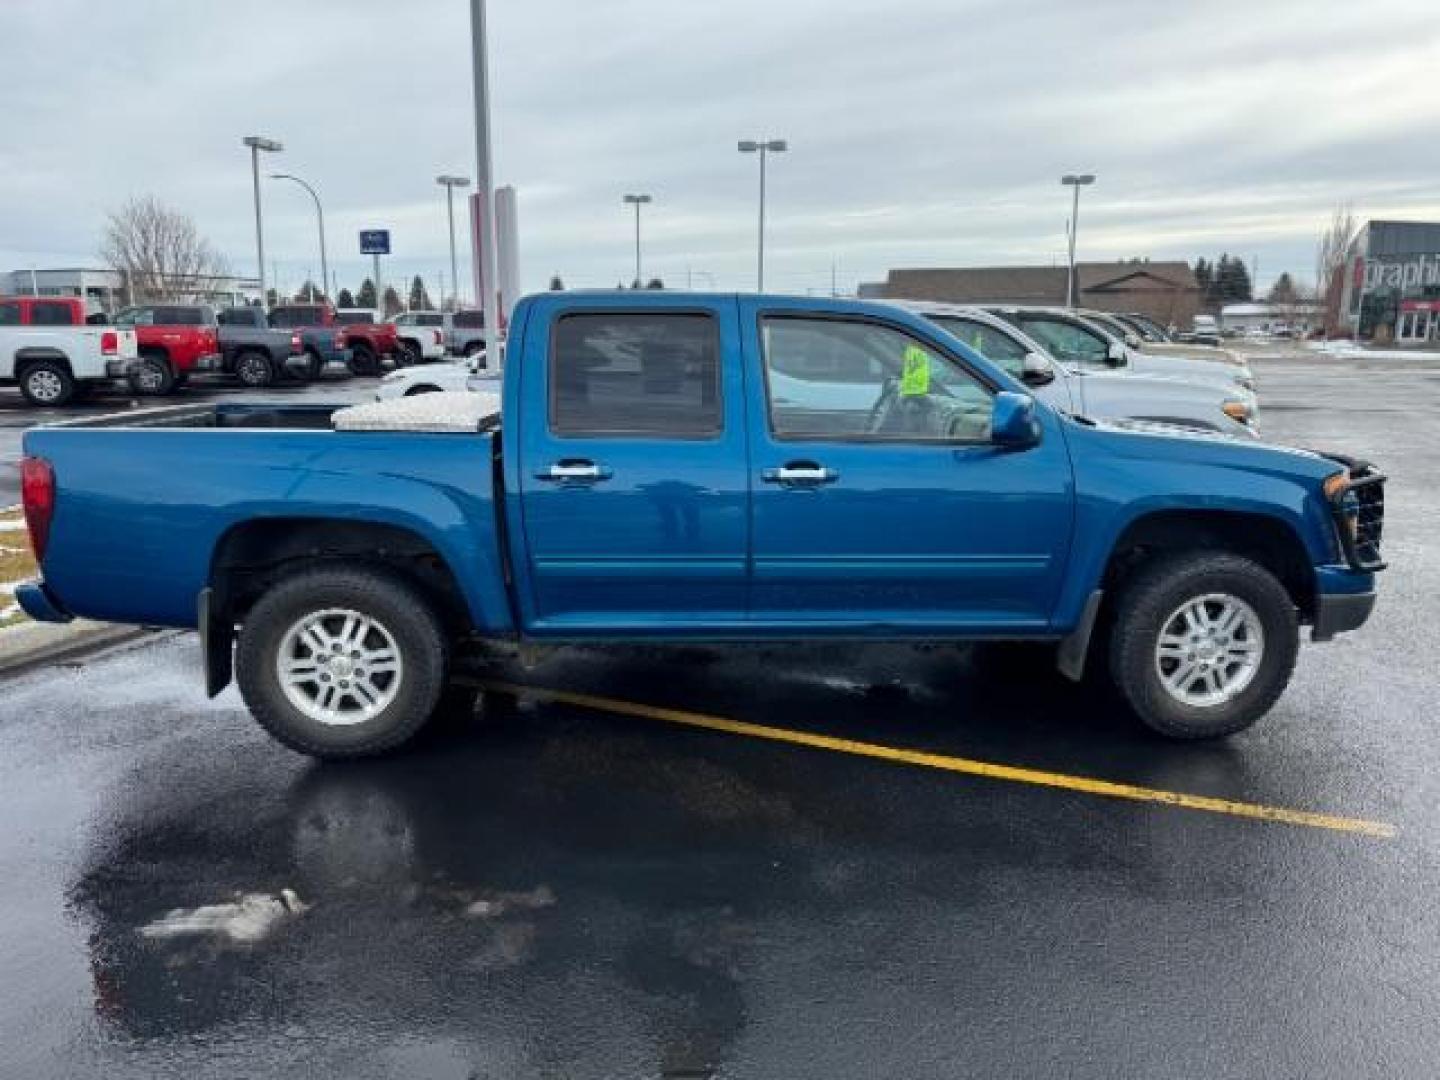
[100,196,229,304]
[1315,201,1357,335]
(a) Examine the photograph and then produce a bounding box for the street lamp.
[1061,173,1096,308]
[437,175,471,310]
[622,194,652,287]
[269,173,327,306]
[242,136,283,307]
[738,139,787,291]
[469,0,498,357]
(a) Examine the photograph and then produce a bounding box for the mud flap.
[1056,589,1103,682]
[198,588,234,698]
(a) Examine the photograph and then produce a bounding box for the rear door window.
[0,303,21,326]
[549,312,721,437]
[30,302,75,326]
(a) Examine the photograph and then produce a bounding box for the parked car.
[214,307,309,387]
[389,312,448,364]
[268,304,399,375]
[375,351,491,399]
[18,292,1383,759]
[262,305,352,378]
[895,302,1256,436]
[384,310,490,359]
[111,305,222,395]
[1081,309,1245,367]
[987,307,1258,401]
[0,296,137,406]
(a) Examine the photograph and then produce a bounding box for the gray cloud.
[2,0,1437,297]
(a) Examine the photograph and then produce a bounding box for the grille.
[1333,468,1386,571]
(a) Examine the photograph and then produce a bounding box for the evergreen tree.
[356,278,378,309]
[1194,257,1212,303]
[336,287,355,308]
[645,278,665,290]
[407,275,434,311]
[549,275,565,291]
[382,286,402,317]
[1267,272,1298,305]
[293,279,323,303]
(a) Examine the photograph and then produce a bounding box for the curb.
[0,620,159,680]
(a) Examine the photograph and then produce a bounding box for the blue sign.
[359,229,391,255]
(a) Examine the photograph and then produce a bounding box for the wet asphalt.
[1,348,1438,1078]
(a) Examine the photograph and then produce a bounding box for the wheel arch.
[1101,508,1317,619]
[13,347,73,374]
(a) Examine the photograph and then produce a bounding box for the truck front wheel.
[235,567,449,759]
[234,349,276,387]
[1108,552,1299,739]
[130,351,176,395]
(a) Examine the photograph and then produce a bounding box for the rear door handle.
[536,460,613,483]
[762,462,839,486]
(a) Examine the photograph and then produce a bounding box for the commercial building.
[0,267,261,312]
[1338,220,1440,345]
[1220,301,1322,334]
[873,260,1202,329]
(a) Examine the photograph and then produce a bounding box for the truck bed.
[42,396,502,434]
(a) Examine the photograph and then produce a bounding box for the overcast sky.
[3,0,1439,299]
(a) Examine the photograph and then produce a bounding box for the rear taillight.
[20,456,55,562]
[291,331,302,351]
[334,333,344,350]
[100,331,118,355]
[433,330,443,346]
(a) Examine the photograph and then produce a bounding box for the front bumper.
[16,581,72,624]
[1312,590,1376,642]
[192,352,224,372]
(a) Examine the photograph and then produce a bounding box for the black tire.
[129,351,175,395]
[18,359,76,407]
[304,349,324,381]
[235,566,449,759]
[1108,551,1298,739]
[404,384,442,396]
[348,345,377,376]
[463,341,484,360]
[234,349,276,388]
[400,340,422,366]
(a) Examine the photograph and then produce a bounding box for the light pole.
[243,136,283,307]
[470,0,498,356]
[436,175,471,310]
[623,194,652,286]
[738,139,787,291]
[269,173,327,306]
[1061,173,1095,308]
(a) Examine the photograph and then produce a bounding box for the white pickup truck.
[0,297,138,406]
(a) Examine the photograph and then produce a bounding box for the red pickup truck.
[113,304,222,395]
[269,305,400,375]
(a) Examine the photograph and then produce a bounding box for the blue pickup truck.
[16,292,1384,758]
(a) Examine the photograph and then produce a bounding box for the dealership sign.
[1363,253,1440,291]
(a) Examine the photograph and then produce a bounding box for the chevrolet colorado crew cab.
[0,297,137,405]
[16,292,1383,759]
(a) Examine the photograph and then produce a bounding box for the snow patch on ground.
[1305,341,1432,361]
[139,889,308,944]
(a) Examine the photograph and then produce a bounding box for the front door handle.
[762,462,839,486]
[536,460,613,483]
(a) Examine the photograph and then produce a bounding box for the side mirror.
[990,391,1042,449]
[1020,351,1056,387]
[1106,341,1128,367]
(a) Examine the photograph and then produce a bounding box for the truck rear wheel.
[1108,551,1298,739]
[235,567,449,759]
[18,359,76,406]
[348,344,378,376]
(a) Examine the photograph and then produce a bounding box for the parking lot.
[1,347,1438,1078]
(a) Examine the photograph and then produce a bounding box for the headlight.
[1221,400,1252,423]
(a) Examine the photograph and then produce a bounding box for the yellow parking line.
[478,681,1397,840]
